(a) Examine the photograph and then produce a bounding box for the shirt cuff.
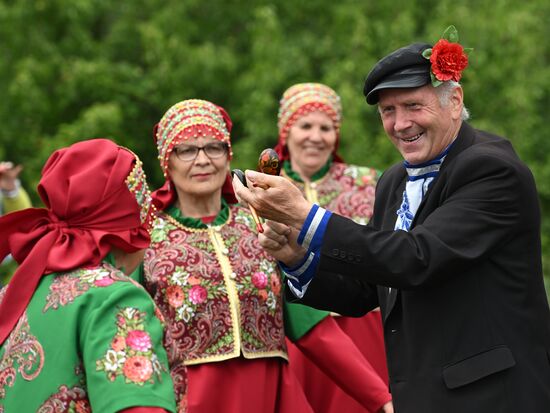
[286,278,313,299]
[283,252,317,299]
[280,251,317,279]
[297,204,331,252]
[279,205,331,298]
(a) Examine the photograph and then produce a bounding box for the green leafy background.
[1,0,549,294]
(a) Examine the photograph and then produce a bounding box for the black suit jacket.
[297,122,550,412]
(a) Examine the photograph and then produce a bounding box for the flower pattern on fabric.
[144,205,287,367]
[96,307,165,385]
[43,264,129,312]
[188,285,208,305]
[0,312,45,399]
[286,163,378,225]
[150,251,228,326]
[239,260,281,312]
[395,190,414,231]
[37,385,90,413]
[251,272,268,289]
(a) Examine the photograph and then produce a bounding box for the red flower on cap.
[422,26,473,87]
[430,39,468,82]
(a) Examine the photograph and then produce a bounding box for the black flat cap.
[364,43,432,105]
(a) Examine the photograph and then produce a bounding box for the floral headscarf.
[0,139,154,345]
[152,99,237,210]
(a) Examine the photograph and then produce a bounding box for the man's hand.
[258,220,307,267]
[0,162,23,192]
[232,170,312,231]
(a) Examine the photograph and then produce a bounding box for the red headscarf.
[274,82,345,163]
[152,99,237,211]
[0,139,153,345]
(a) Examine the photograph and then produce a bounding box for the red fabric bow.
[0,139,150,345]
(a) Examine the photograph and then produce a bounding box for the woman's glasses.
[173,142,228,161]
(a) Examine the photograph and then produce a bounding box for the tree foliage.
[1,0,549,288]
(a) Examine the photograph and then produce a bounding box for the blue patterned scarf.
[394,145,452,231]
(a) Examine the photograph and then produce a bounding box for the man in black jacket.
[233,28,550,412]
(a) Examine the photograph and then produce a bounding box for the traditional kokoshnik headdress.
[152,99,237,209]
[275,83,344,163]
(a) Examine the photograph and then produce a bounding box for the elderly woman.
[143,99,313,413]
[0,139,176,413]
[275,83,392,413]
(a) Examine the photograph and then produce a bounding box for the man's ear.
[449,86,464,120]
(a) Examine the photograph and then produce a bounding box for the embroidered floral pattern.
[238,260,281,312]
[287,163,378,225]
[166,285,185,308]
[43,264,129,312]
[0,313,45,399]
[188,285,208,305]
[144,205,287,365]
[96,307,165,385]
[37,385,90,413]
[251,272,268,289]
[146,240,228,326]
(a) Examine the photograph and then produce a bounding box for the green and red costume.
[147,99,313,413]
[0,139,176,413]
[0,261,174,413]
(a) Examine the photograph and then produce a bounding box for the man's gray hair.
[435,81,470,120]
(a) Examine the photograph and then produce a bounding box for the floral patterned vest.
[144,203,287,366]
[282,161,378,223]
